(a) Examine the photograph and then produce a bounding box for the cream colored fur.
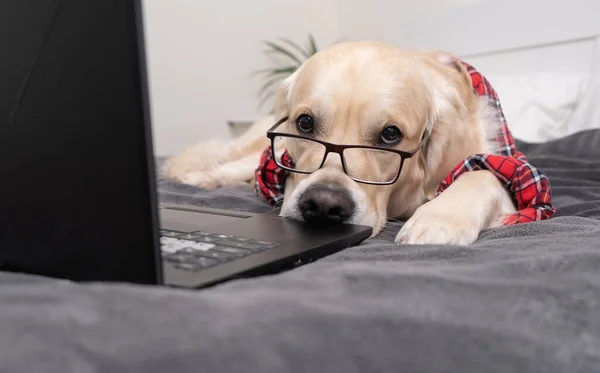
[163,41,516,245]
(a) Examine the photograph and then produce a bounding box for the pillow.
[568,74,600,136]
[484,73,595,143]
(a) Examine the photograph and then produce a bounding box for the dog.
[163,41,525,246]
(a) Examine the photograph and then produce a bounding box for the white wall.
[142,0,339,156]
[143,0,479,156]
[337,0,480,43]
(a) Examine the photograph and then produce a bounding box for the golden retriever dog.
[163,41,516,245]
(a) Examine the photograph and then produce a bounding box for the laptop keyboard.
[160,230,279,273]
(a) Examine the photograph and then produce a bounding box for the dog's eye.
[380,126,403,145]
[296,114,314,134]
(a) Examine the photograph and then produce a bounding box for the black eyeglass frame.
[265,116,431,185]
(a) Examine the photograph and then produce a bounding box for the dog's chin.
[279,177,385,238]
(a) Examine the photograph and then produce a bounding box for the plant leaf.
[257,75,284,99]
[307,34,318,56]
[253,35,322,109]
[257,90,276,110]
[249,66,297,78]
[249,67,276,77]
[278,37,310,59]
[262,40,302,64]
[269,66,297,75]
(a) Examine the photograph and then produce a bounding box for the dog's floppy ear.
[432,51,474,88]
[417,51,479,200]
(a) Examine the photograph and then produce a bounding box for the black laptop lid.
[0,0,162,284]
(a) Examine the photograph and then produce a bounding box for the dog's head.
[272,41,494,235]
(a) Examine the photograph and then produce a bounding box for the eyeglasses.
[266,116,431,185]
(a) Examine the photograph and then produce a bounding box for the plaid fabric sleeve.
[435,60,556,225]
[254,146,293,206]
[436,154,555,225]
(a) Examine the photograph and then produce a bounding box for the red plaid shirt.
[254,59,555,226]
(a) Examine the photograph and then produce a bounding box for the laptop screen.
[0,0,64,125]
[0,0,162,284]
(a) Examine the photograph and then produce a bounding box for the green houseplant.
[253,34,319,110]
[229,35,322,138]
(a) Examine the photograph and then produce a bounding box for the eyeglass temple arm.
[266,116,290,134]
[405,121,433,154]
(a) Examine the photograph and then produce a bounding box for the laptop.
[0,0,372,288]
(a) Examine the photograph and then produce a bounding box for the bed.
[2,1,600,372]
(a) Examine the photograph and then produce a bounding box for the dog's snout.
[298,185,355,224]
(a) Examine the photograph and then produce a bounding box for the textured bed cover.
[1,129,599,373]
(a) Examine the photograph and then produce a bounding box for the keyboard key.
[190,242,215,251]
[165,252,195,263]
[256,241,279,248]
[211,239,244,247]
[228,236,251,242]
[161,243,182,254]
[213,245,250,256]
[173,239,197,247]
[186,256,218,266]
[160,237,178,245]
[177,233,204,240]
[194,235,222,243]
[205,234,231,242]
[176,247,198,255]
[173,262,201,272]
[191,231,219,238]
[196,249,238,260]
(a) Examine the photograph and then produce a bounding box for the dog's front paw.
[395,204,479,246]
[162,157,197,183]
[178,171,219,189]
[162,140,227,183]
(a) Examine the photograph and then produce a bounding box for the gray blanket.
[1,129,599,373]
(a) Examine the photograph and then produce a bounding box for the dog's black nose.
[298,185,355,224]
